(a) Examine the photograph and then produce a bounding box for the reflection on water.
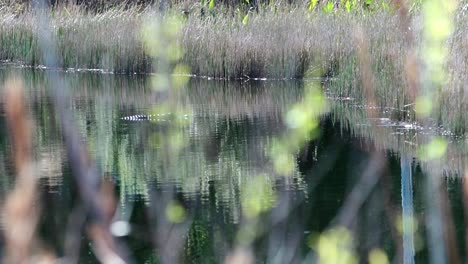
[401,156,415,264]
[0,68,467,262]
[329,98,467,176]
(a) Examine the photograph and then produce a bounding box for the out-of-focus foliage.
[419,137,448,161]
[141,14,189,92]
[416,0,459,118]
[309,227,358,264]
[271,82,328,175]
[414,0,459,161]
[368,248,389,264]
[241,175,277,219]
[166,201,187,223]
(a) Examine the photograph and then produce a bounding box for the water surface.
[0,68,466,263]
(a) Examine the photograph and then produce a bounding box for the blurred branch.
[336,152,386,228]
[2,78,52,263]
[63,205,87,263]
[380,162,403,262]
[331,26,388,228]
[354,26,378,119]
[464,169,468,256]
[439,183,461,264]
[393,0,419,107]
[147,186,192,264]
[33,1,132,262]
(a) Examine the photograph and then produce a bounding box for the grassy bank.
[0,6,394,76]
[0,3,467,133]
[1,3,466,77]
[0,5,150,73]
[1,4,466,78]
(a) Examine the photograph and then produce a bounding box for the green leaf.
[242,14,249,25]
[201,0,206,6]
[419,138,448,161]
[323,2,334,13]
[345,1,352,12]
[308,0,318,11]
[381,1,388,10]
[209,0,215,10]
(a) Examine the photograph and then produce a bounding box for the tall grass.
[0,4,422,78]
[0,4,150,73]
[1,4,466,79]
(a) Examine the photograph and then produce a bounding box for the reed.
[0,4,150,73]
[1,3,466,79]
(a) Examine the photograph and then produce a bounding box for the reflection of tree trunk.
[425,163,448,264]
[401,156,415,264]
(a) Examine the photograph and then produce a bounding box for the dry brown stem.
[1,77,53,263]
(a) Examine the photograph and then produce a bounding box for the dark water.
[0,68,467,263]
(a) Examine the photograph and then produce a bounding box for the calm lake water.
[0,68,466,263]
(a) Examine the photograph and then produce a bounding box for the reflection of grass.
[117,136,150,202]
[328,99,467,176]
[103,114,306,217]
[6,72,305,213]
[2,68,465,181]
[184,79,303,118]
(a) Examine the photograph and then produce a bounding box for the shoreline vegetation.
[0,0,467,134]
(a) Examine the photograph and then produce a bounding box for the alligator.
[121,113,190,121]
[121,114,155,121]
